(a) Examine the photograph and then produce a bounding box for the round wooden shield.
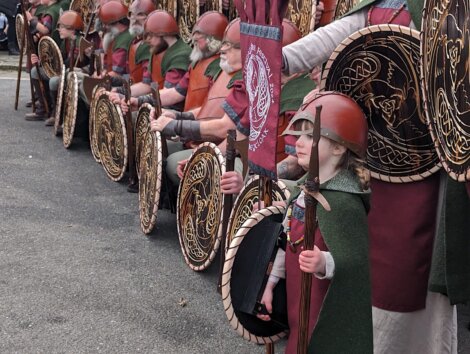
[53,65,66,137]
[421,0,470,182]
[201,0,222,12]
[15,14,26,55]
[334,0,360,19]
[177,142,225,271]
[286,0,314,37]
[89,85,107,163]
[321,24,440,182]
[62,71,79,148]
[135,103,152,179]
[95,93,128,181]
[70,0,96,34]
[138,130,163,234]
[177,0,200,43]
[38,36,63,79]
[226,176,290,251]
[222,206,288,344]
[159,0,178,18]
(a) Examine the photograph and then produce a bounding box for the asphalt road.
[0,71,468,353]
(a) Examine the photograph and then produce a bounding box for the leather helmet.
[58,10,84,31]
[192,11,229,41]
[98,1,128,25]
[282,19,301,46]
[222,18,240,47]
[283,91,368,157]
[131,0,156,16]
[144,10,179,36]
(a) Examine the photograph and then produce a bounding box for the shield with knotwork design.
[285,0,314,37]
[62,71,79,148]
[38,36,63,79]
[95,93,128,181]
[138,129,163,234]
[15,14,26,55]
[70,0,96,34]
[222,206,288,344]
[89,85,108,163]
[177,142,225,271]
[53,65,66,137]
[158,0,178,17]
[421,0,470,182]
[226,175,290,251]
[321,24,440,182]
[334,0,360,19]
[177,0,200,43]
[223,0,238,20]
[201,0,222,12]
[135,103,152,179]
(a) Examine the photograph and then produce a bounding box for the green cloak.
[280,73,316,114]
[159,38,191,76]
[113,30,133,52]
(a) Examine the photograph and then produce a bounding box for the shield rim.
[226,175,290,252]
[420,0,470,182]
[89,85,108,163]
[62,71,79,148]
[221,205,288,344]
[38,36,63,79]
[138,129,163,234]
[176,142,226,271]
[15,14,26,55]
[135,103,153,179]
[320,24,441,183]
[96,93,128,182]
[53,65,66,137]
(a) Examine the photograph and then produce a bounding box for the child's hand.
[299,245,326,275]
[256,282,275,322]
[220,171,243,195]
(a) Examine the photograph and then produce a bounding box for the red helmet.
[144,10,179,36]
[98,1,128,25]
[282,19,301,46]
[130,0,156,16]
[223,18,240,47]
[192,11,229,41]
[284,91,368,157]
[58,10,84,31]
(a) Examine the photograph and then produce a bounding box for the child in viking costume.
[257,91,373,354]
[280,0,464,353]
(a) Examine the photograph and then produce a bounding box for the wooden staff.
[217,129,237,294]
[20,0,50,116]
[297,105,322,354]
[14,15,27,110]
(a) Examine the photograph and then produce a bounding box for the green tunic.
[280,73,316,114]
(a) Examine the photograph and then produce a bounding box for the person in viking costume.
[43,10,84,126]
[24,0,62,121]
[256,91,373,353]
[119,9,192,112]
[279,1,467,353]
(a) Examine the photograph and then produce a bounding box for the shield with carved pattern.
[321,24,440,182]
[177,0,200,43]
[95,93,128,181]
[201,0,222,12]
[334,0,360,19]
[285,0,314,37]
[421,0,470,181]
[138,129,163,234]
[38,36,63,79]
[158,0,178,18]
[135,103,153,179]
[53,65,66,137]
[226,175,290,251]
[89,85,108,163]
[177,142,225,271]
[15,14,26,55]
[70,0,96,34]
[222,206,288,344]
[62,71,79,148]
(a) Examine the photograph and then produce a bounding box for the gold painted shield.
[334,0,360,19]
[177,0,200,43]
[226,176,290,251]
[62,71,79,148]
[15,14,26,55]
[285,0,314,37]
[53,65,66,137]
[421,0,470,181]
[138,129,163,234]
[177,142,225,271]
[38,36,63,79]
[135,103,152,179]
[70,0,97,34]
[321,25,440,182]
[201,0,222,12]
[89,85,108,163]
[158,0,178,18]
[95,93,128,181]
